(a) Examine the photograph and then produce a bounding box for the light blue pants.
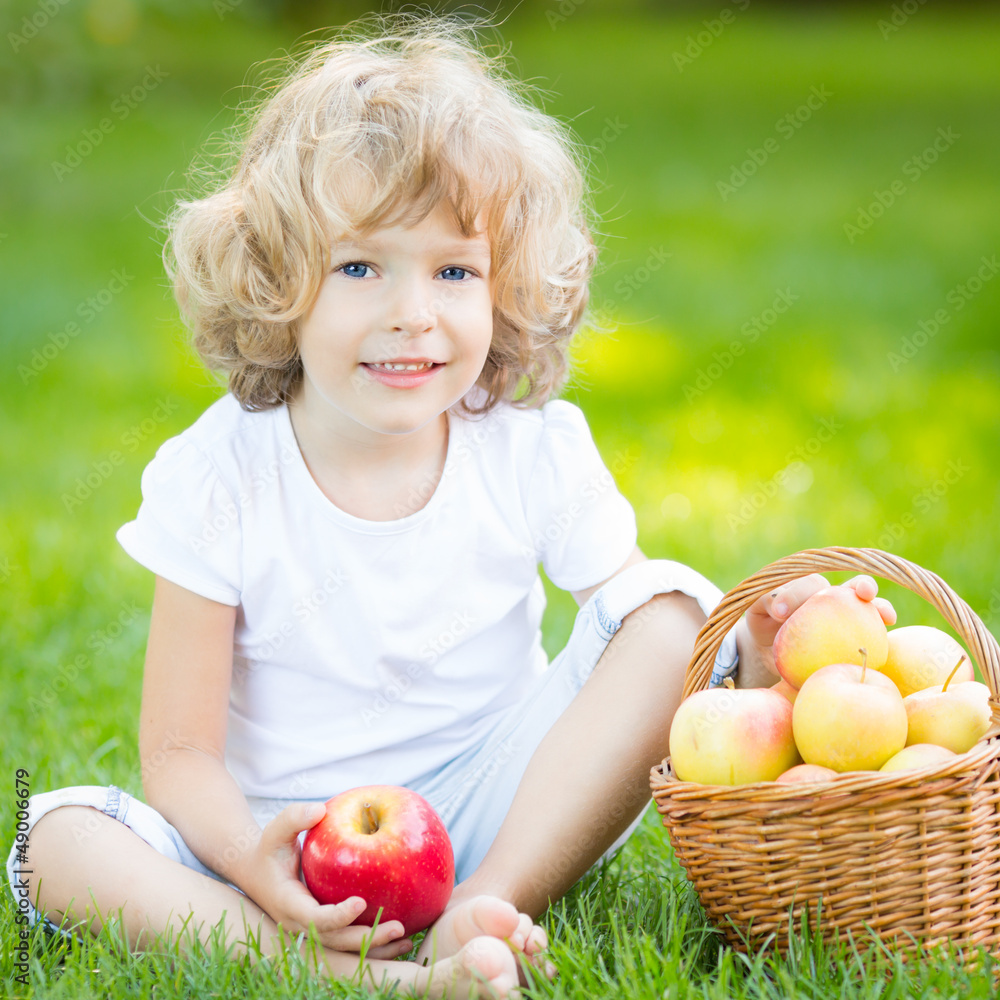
[8,559,737,938]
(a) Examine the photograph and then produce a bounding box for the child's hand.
[235,802,414,958]
[735,574,896,687]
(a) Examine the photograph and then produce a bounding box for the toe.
[468,895,520,940]
[461,936,520,997]
[524,923,548,956]
[507,913,531,951]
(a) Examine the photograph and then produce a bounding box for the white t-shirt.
[117,391,713,800]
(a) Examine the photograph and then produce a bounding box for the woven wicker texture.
[650,547,1000,955]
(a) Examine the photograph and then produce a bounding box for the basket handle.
[683,546,1000,700]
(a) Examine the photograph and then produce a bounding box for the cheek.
[451,288,495,349]
[298,295,367,366]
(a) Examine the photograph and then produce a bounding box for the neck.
[286,387,450,490]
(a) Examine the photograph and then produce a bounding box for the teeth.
[370,362,435,371]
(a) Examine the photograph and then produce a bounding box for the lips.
[361,361,444,388]
[365,361,439,372]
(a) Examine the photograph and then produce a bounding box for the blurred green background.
[2,0,999,799]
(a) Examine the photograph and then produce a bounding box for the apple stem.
[942,654,967,693]
[859,647,868,684]
[723,677,735,690]
[362,802,379,835]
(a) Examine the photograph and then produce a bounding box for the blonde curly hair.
[164,12,598,415]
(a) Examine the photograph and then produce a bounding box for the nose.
[387,275,437,337]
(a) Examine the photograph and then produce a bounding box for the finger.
[264,801,327,846]
[843,574,878,602]
[751,573,829,623]
[873,596,897,626]
[353,918,408,948]
[771,573,831,620]
[282,892,366,939]
[323,920,409,952]
[365,938,415,960]
[308,896,370,934]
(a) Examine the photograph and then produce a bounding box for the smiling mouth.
[363,361,442,372]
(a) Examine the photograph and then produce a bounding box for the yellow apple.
[903,656,992,754]
[774,585,889,689]
[882,625,972,697]
[792,659,907,772]
[669,681,801,785]
[771,678,799,704]
[880,743,957,773]
[776,763,838,783]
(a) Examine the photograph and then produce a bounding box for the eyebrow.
[334,237,491,259]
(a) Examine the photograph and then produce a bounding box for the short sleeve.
[525,400,637,592]
[115,435,242,605]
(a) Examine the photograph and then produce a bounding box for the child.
[10,14,893,998]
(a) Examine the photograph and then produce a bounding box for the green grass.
[3,0,1000,996]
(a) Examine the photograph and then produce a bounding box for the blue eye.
[340,263,372,278]
[440,267,469,281]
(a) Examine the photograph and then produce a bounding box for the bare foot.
[507,912,555,985]
[416,895,554,986]
[419,935,520,998]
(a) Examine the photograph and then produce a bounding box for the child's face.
[294,201,494,438]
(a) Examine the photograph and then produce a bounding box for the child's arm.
[139,575,411,958]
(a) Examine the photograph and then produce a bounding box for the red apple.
[301,785,454,936]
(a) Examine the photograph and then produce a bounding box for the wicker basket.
[649,546,1000,956]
